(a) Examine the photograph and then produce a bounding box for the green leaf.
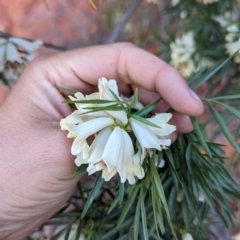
[151,184,161,236]
[56,86,76,94]
[64,224,72,240]
[81,173,104,218]
[193,55,233,90]
[190,117,212,158]
[135,98,161,117]
[131,114,161,128]
[188,67,206,86]
[211,100,240,120]
[116,185,140,228]
[109,88,120,101]
[210,94,240,100]
[208,103,240,153]
[130,88,139,109]
[149,159,171,220]
[74,220,82,240]
[79,104,126,115]
[74,164,87,177]
[185,143,193,174]
[140,187,149,240]
[107,196,119,214]
[51,224,72,240]
[134,200,141,240]
[0,72,10,87]
[119,181,125,205]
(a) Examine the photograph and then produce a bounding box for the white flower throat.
[60,77,176,184]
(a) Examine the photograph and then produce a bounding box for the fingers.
[170,112,194,133]
[41,42,204,117]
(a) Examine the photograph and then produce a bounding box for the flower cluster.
[60,78,176,184]
[170,32,196,78]
[171,0,218,6]
[215,14,240,63]
[0,37,42,72]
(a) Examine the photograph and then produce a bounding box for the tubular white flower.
[100,126,124,173]
[170,32,196,77]
[9,37,42,52]
[130,118,172,151]
[130,118,162,150]
[146,113,176,136]
[68,117,114,142]
[133,146,146,165]
[121,129,144,184]
[98,77,128,124]
[6,42,23,64]
[71,136,90,157]
[76,127,112,167]
[60,111,83,138]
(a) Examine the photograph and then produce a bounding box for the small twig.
[106,0,142,44]
[0,31,67,51]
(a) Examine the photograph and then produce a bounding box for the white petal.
[182,233,194,240]
[69,117,114,142]
[121,130,145,183]
[6,42,23,64]
[102,168,117,181]
[60,111,83,138]
[146,113,176,136]
[130,118,162,150]
[9,37,42,52]
[87,127,112,163]
[98,77,119,99]
[101,126,124,172]
[106,110,128,125]
[0,45,6,71]
[0,38,7,45]
[133,146,146,164]
[71,137,90,156]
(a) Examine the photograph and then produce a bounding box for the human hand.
[0,43,203,239]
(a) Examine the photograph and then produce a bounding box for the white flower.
[170,32,196,77]
[130,114,176,151]
[171,0,180,6]
[182,233,194,240]
[225,39,240,63]
[98,77,128,124]
[196,0,218,4]
[69,117,114,156]
[0,37,42,72]
[6,42,23,64]
[60,78,175,184]
[54,223,85,240]
[85,127,144,184]
[198,192,205,202]
[9,37,42,52]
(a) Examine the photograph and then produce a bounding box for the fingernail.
[189,89,201,102]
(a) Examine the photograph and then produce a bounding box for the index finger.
[50,43,204,116]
